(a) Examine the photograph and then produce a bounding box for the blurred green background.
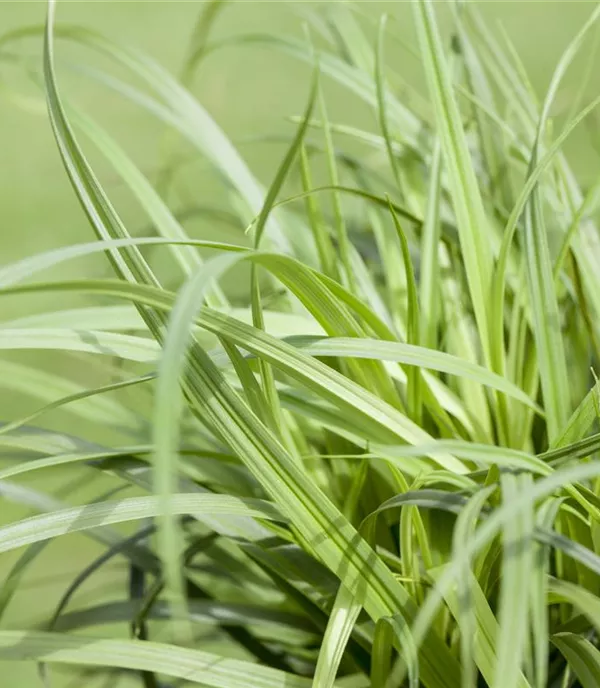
[0,1,599,685]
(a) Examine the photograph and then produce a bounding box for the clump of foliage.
[0,1,600,687]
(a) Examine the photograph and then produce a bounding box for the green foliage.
[1,1,600,686]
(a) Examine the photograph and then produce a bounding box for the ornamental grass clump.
[0,1,600,687]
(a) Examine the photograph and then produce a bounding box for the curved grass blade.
[551,633,600,688]
[0,631,313,688]
[0,493,284,555]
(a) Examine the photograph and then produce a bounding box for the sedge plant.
[0,1,600,687]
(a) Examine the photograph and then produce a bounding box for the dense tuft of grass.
[1,1,600,686]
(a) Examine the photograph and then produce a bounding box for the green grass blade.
[552,376,600,449]
[551,633,600,688]
[388,200,422,423]
[419,139,442,351]
[311,585,361,688]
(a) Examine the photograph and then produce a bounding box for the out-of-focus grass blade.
[0,236,246,289]
[151,251,249,628]
[204,33,422,149]
[62,26,295,255]
[73,105,228,308]
[375,16,401,191]
[547,578,600,635]
[493,473,534,688]
[318,83,356,293]
[325,2,374,74]
[413,0,493,363]
[0,445,155,481]
[491,93,600,343]
[463,7,537,131]
[551,633,600,688]
[156,0,227,195]
[452,3,511,209]
[429,566,531,688]
[1,304,142,330]
[252,69,317,251]
[0,542,50,620]
[299,143,337,276]
[0,631,313,688]
[554,167,600,279]
[440,240,493,443]
[451,486,495,688]
[52,599,314,637]
[522,186,567,445]
[0,360,145,436]
[0,328,159,362]
[0,494,284,554]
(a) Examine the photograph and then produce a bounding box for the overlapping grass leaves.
[0,1,599,687]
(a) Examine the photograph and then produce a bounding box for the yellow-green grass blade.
[311,585,361,688]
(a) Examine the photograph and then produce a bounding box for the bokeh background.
[1,1,599,685]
